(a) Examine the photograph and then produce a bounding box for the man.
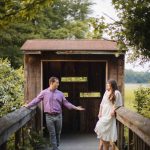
[24,76,85,150]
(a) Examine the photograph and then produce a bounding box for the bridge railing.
[0,107,36,150]
[116,107,150,150]
[0,106,150,150]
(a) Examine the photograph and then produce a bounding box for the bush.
[134,86,150,118]
[0,58,24,117]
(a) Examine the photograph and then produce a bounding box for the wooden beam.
[116,107,150,146]
[23,50,41,54]
[0,107,36,145]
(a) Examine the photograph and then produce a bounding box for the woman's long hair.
[107,79,118,104]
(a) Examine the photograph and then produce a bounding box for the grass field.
[124,83,150,141]
[124,83,150,111]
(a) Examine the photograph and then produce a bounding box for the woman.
[94,79,123,150]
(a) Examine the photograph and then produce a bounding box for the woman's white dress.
[94,90,122,142]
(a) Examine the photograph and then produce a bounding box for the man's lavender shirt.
[27,88,76,114]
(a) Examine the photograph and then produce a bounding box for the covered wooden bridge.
[0,39,150,150]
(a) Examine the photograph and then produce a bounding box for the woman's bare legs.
[98,139,103,150]
[103,141,110,150]
[110,142,115,150]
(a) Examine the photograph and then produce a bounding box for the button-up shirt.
[27,88,76,114]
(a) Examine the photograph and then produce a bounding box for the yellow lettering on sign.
[61,77,87,82]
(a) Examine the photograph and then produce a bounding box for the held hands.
[76,106,85,111]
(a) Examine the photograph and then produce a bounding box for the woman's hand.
[98,113,102,119]
[110,109,115,117]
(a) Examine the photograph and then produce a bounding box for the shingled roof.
[21,39,118,51]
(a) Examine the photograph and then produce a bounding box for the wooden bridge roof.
[21,39,118,52]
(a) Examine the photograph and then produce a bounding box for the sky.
[90,0,150,72]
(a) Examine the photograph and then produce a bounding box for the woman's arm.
[98,91,107,118]
[111,90,123,116]
[98,105,102,118]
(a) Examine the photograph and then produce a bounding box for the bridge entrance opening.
[42,61,106,133]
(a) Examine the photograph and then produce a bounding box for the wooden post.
[15,129,21,150]
[128,129,133,150]
[116,121,124,150]
[22,127,25,147]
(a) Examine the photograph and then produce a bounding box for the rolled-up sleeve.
[62,95,76,110]
[114,90,123,109]
[27,91,44,108]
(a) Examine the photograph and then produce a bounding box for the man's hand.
[22,104,28,108]
[76,106,85,111]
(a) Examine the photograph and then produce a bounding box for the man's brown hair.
[49,77,59,84]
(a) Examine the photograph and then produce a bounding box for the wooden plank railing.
[116,107,150,150]
[0,106,150,150]
[0,107,36,149]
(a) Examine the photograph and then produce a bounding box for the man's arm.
[23,91,44,108]
[62,95,85,111]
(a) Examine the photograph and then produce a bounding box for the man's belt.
[45,112,60,116]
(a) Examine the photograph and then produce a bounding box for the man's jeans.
[46,114,62,150]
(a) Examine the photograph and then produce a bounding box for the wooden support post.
[116,121,124,150]
[22,128,24,147]
[128,129,133,150]
[15,129,21,150]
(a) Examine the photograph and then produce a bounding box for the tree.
[0,0,53,26]
[134,87,150,118]
[0,0,96,68]
[33,0,93,39]
[125,69,150,83]
[0,59,24,117]
[88,17,107,39]
[111,0,150,64]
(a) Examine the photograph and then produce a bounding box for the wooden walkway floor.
[40,133,118,150]
[59,133,99,150]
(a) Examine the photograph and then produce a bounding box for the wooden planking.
[80,99,100,132]
[24,55,42,130]
[42,61,106,133]
[24,55,41,100]
[108,58,118,81]
[24,52,125,133]
[117,57,124,96]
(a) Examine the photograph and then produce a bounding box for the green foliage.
[0,0,98,68]
[88,17,108,39]
[111,0,150,63]
[7,126,48,150]
[125,69,150,83]
[31,0,94,39]
[125,84,137,111]
[0,58,24,117]
[29,130,48,149]
[0,21,44,68]
[0,0,53,26]
[134,86,150,118]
